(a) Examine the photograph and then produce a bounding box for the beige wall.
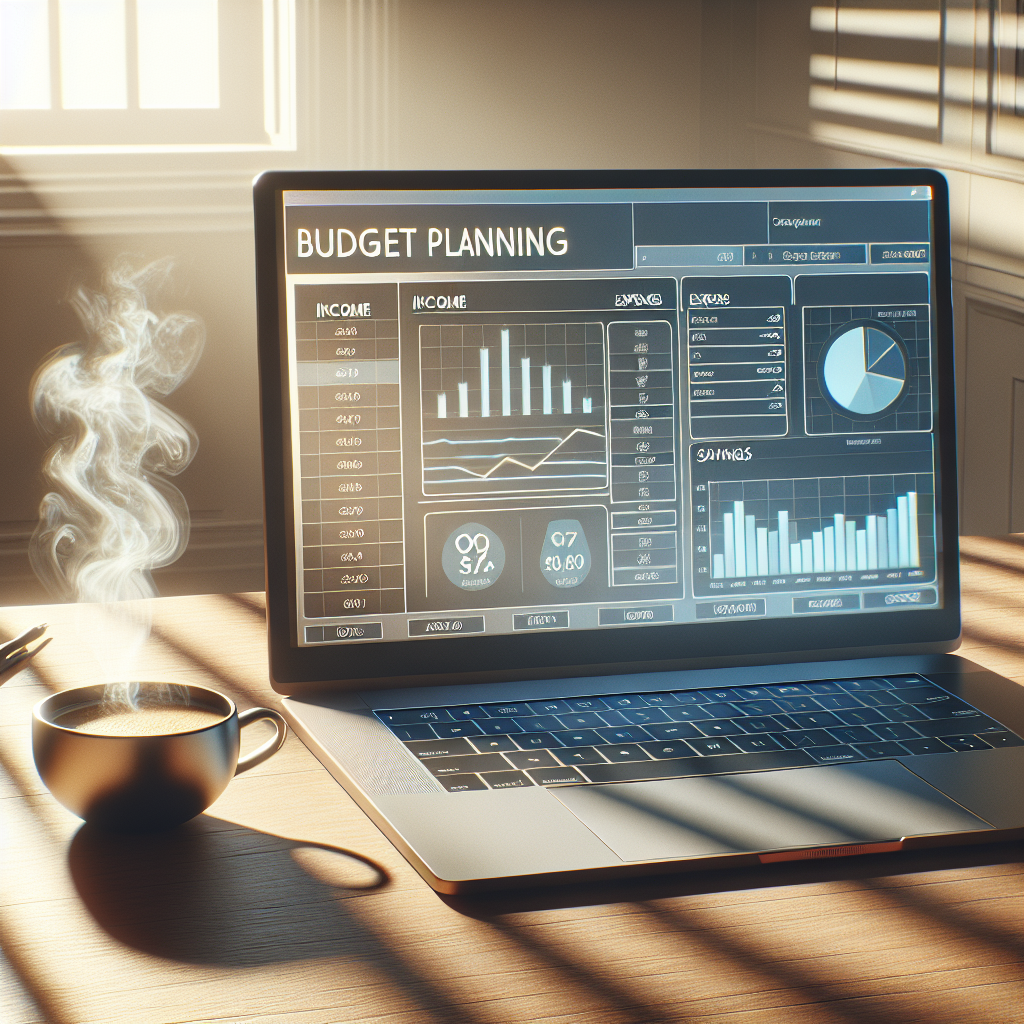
[0,0,1020,604]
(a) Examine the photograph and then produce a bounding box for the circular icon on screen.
[819,320,908,418]
[441,523,506,591]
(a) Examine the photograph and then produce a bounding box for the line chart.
[420,322,608,495]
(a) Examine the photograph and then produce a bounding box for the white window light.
[0,0,294,152]
[0,0,51,109]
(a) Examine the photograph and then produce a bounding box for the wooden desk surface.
[0,538,1021,1024]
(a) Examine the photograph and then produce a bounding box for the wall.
[0,0,1020,606]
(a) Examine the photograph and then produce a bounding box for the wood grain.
[0,542,1020,1024]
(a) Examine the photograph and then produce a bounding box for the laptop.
[253,168,1024,893]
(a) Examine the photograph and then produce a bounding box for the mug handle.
[235,707,288,774]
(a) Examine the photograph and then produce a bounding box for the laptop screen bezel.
[254,167,960,695]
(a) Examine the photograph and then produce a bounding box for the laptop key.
[814,694,865,711]
[477,718,525,735]
[731,686,772,699]
[827,725,878,745]
[484,702,535,717]
[558,712,606,729]
[504,749,560,770]
[910,716,1002,737]
[834,707,889,726]
[432,722,484,738]
[565,697,610,712]
[891,685,949,704]
[984,731,1024,748]
[838,678,890,692]
[515,732,561,750]
[602,744,652,762]
[638,692,681,706]
[881,704,922,723]
[378,708,455,726]
[390,724,436,741]
[424,753,512,776]
[484,771,533,789]
[550,729,605,747]
[644,722,704,741]
[870,722,922,742]
[469,735,520,753]
[804,682,845,695]
[449,705,491,720]
[694,719,747,737]
[526,699,573,715]
[437,773,488,793]
[405,738,476,758]
[687,737,743,756]
[665,705,714,722]
[735,715,778,733]
[701,702,741,718]
[669,691,708,705]
[900,737,954,755]
[619,707,671,725]
[852,690,902,707]
[597,709,631,726]
[513,715,563,733]
[556,747,609,766]
[527,766,587,786]
[804,745,861,763]
[730,734,784,753]
[852,741,908,758]
[788,711,843,729]
[579,749,815,784]
[605,695,650,709]
[640,741,696,759]
[595,726,651,744]
[940,735,994,752]
[787,729,840,749]
[910,700,980,720]
[734,699,785,716]
[773,696,824,713]
[764,683,813,696]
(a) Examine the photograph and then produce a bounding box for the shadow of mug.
[33,682,287,831]
[68,816,390,966]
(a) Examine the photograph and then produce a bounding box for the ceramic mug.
[33,682,287,832]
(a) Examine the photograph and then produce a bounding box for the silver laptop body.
[253,169,1024,893]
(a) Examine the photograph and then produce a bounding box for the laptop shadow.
[439,839,1024,917]
[68,814,389,967]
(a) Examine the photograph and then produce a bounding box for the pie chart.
[821,323,906,416]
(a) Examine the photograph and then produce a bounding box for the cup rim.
[33,682,236,737]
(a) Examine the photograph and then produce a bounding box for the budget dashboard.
[254,169,959,688]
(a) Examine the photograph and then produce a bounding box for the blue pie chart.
[822,325,906,416]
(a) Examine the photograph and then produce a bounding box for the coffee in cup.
[33,682,287,832]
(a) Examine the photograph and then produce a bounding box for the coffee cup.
[33,682,287,832]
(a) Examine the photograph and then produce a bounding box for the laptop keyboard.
[375,674,1024,793]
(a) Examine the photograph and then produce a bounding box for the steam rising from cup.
[29,259,204,694]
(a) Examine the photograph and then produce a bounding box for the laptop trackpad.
[551,761,991,862]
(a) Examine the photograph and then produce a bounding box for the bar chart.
[420,322,607,496]
[705,473,935,586]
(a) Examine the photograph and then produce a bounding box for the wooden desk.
[1,538,1021,1024]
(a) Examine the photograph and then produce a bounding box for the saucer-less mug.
[33,682,287,832]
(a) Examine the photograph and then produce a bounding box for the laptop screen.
[254,169,959,690]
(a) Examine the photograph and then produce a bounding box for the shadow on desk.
[68,815,389,966]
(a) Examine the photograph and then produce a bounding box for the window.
[0,0,294,152]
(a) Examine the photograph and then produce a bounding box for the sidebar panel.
[294,284,405,643]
